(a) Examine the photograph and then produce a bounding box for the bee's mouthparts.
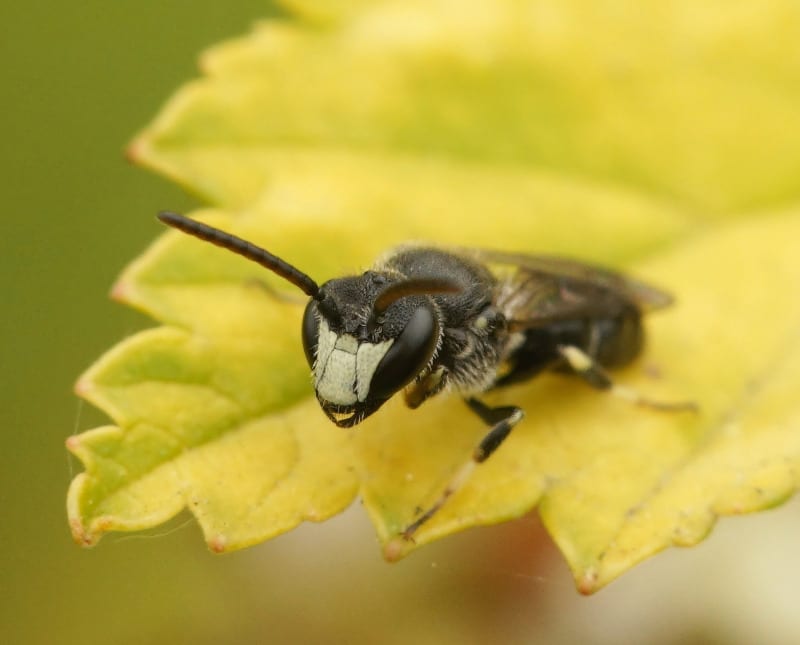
[320,402,361,428]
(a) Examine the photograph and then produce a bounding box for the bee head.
[302,272,458,427]
[155,213,459,429]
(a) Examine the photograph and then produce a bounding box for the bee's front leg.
[404,366,449,409]
[398,397,524,542]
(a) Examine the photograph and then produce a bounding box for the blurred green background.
[4,3,800,644]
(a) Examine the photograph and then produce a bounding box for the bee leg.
[404,367,448,409]
[399,398,524,541]
[557,345,697,412]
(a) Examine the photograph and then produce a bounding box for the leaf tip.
[74,377,93,398]
[576,567,600,595]
[383,536,412,562]
[65,434,81,452]
[67,475,107,548]
[208,534,229,553]
[125,136,148,164]
[197,49,214,75]
[69,518,92,547]
[69,517,102,548]
[110,279,133,303]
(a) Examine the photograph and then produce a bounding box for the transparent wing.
[466,249,673,329]
[473,249,672,308]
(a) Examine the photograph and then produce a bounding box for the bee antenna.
[373,277,462,316]
[157,212,319,298]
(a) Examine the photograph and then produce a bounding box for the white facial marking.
[334,334,358,354]
[355,339,393,401]
[314,318,337,376]
[315,319,358,405]
[313,318,394,405]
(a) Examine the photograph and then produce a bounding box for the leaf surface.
[71,0,800,592]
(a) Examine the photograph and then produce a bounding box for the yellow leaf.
[70,0,800,593]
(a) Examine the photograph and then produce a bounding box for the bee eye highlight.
[301,300,320,367]
[369,306,439,401]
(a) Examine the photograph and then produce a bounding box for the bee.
[157,212,694,542]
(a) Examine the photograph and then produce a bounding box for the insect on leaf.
[70,0,800,593]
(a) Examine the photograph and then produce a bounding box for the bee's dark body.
[375,246,647,401]
[493,311,642,387]
[157,212,690,544]
[380,247,504,394]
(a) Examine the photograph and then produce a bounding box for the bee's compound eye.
[301,300,320,367]
[370,306,439,401]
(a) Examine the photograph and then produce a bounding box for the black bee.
[157,212,693,541]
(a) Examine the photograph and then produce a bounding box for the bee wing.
[472,249,673,309]
[467,249,673,329]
